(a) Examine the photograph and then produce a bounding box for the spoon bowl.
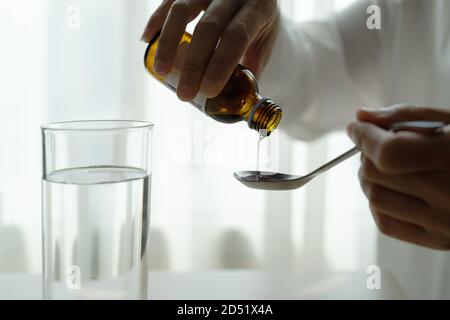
[233,171,312,190]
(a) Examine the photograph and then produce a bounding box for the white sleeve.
[259,0,393,141]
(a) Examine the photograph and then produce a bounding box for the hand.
[347,105,450,250]
[141,0,280,101]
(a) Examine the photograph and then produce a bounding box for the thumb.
[357,104,450,128]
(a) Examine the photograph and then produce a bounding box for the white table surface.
[0,270,407,300]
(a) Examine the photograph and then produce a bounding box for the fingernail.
[360,107,392,116]
[360,107,380,113]
[201,80,219,98]
[178,85,194,101]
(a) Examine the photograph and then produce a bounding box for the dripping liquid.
[256,130,268,173]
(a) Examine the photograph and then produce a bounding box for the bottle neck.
[248,98,282,135]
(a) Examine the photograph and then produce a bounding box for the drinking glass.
[41,120,153,299]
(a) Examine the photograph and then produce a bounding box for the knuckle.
[368,185,385,210]
[227,22,251,44]
[183,57,203,74]
[197,15,221,35]
[361,157,376,180]
[375,212,392,236]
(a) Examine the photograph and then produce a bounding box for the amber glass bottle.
[144,31,282,134]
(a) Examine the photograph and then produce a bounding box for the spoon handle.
[308,147,359,178]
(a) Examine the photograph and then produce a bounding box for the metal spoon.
[234,121,445,191]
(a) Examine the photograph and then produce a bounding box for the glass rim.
[41,120,154,132]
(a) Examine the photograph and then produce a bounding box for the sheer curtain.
[1,0,376,277]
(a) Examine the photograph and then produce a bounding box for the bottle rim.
[247,98,282,134]
[247,97,270,128]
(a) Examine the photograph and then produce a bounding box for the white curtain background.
[4,0,445,299]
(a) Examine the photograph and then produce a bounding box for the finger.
[361,157,450,208]
[359,173,430,227]
[348,121,448,173]
[370,210,445,250]
[240,7,280,78]
[347,121,391,165]
[141,0,175,43]
[154,0,210,75]
[177,0,244,100]
[360,156,429,199]
[357,104,450,127]
[200,0,271,97]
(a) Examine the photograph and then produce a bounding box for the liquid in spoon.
[256,130,268,178]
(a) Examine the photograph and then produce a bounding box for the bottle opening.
[248,98,282,135]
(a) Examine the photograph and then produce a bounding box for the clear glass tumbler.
[41,121,153,300]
